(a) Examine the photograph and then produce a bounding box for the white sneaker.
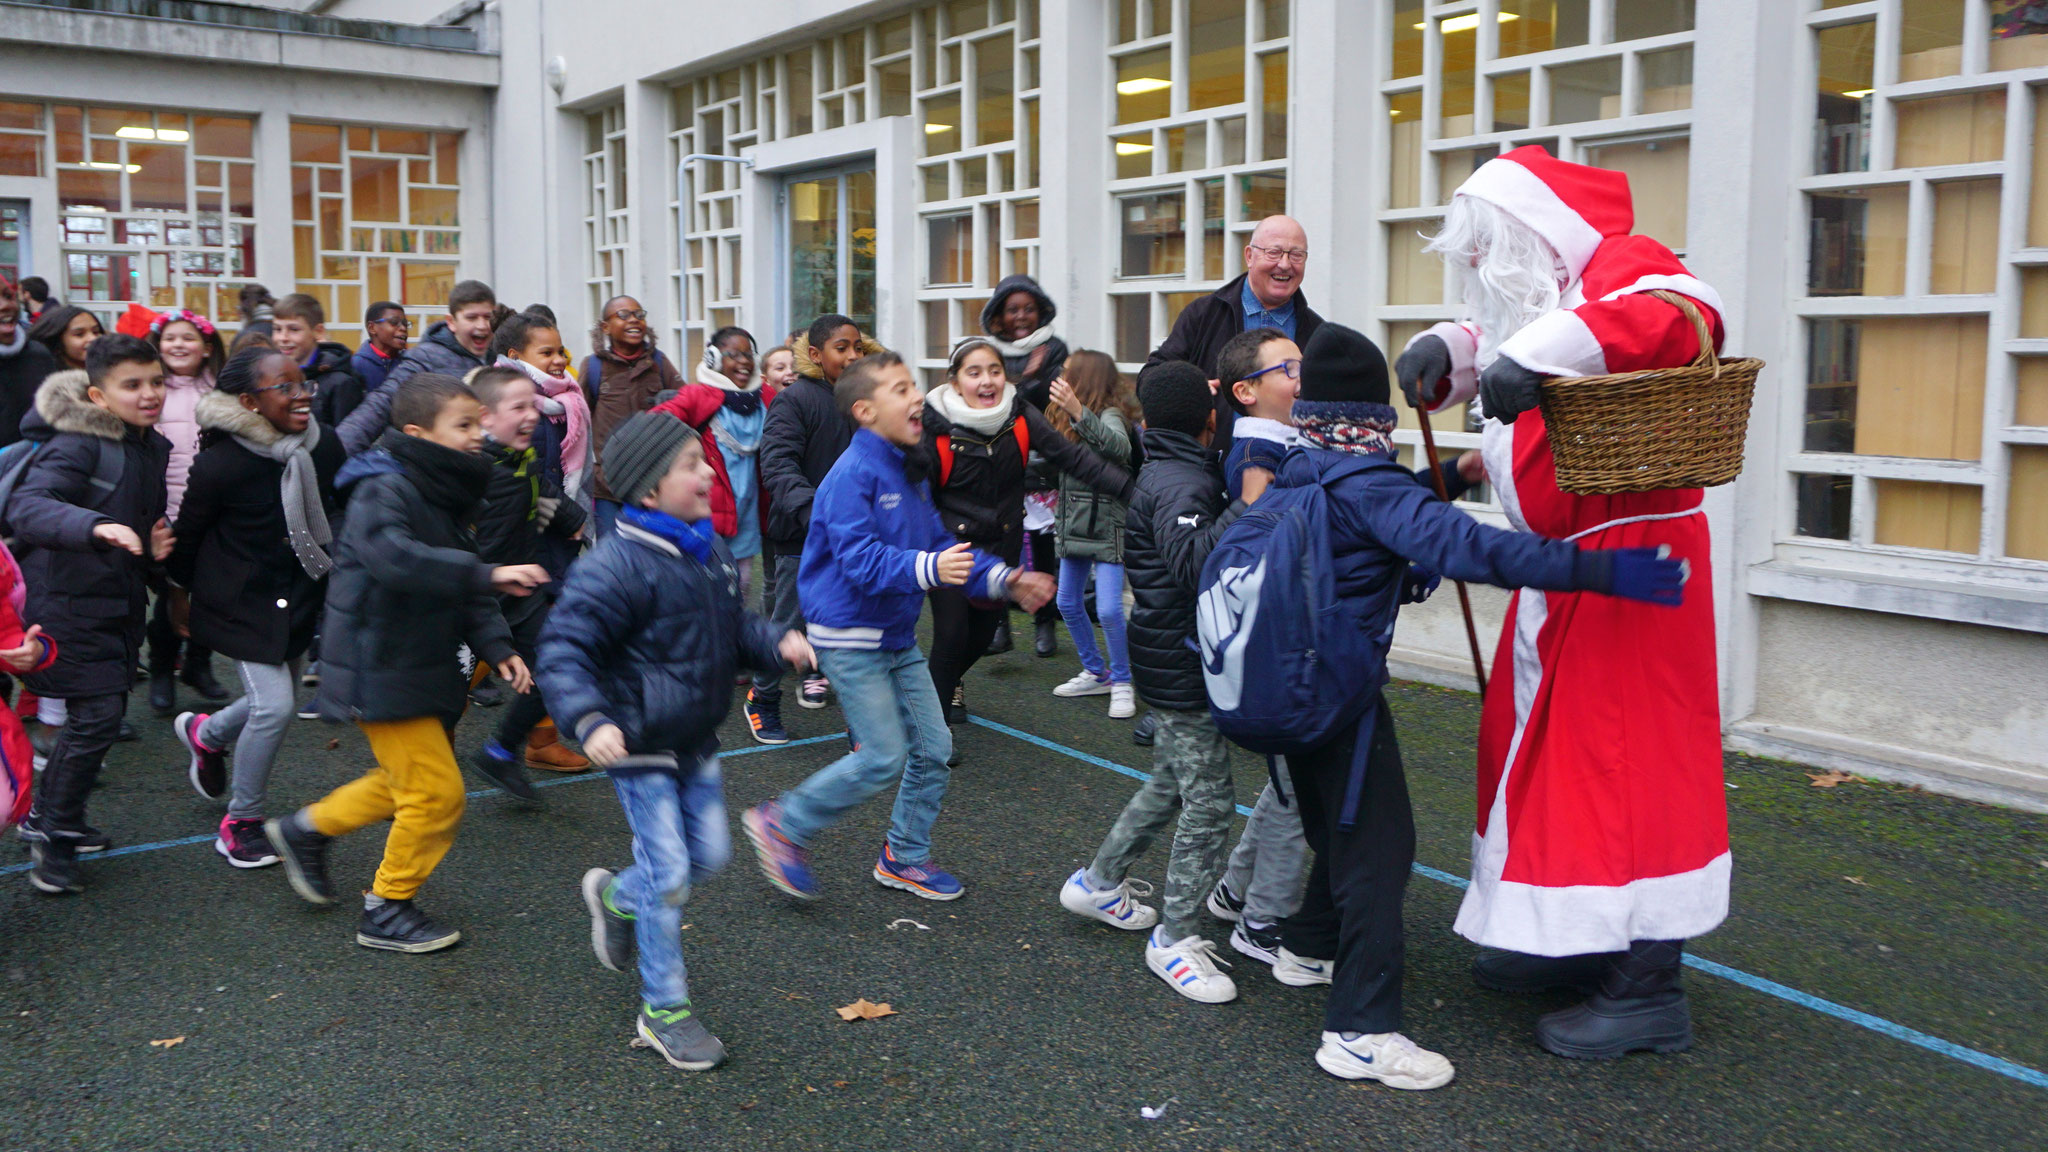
[1145,929,1238,1004]
[1315,1030,1456,1090]
[1107,683,1135,718]
[1272,945,1334,987]
[1058,868,1158,930]
[1053,672,1113,698]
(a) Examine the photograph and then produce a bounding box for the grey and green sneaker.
[580,867,635,972]
[634,1003,727,1071]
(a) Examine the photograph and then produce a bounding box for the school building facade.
[1,0,2043,807]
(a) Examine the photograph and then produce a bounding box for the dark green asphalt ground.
[3,638,2046,1151]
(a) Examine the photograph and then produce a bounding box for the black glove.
[1394,335,1453,410]
[1477,356,1547,425]
[1399,565,1442,604]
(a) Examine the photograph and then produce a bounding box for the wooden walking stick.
[1410,399,1489,701]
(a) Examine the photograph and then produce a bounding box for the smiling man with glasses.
[1143,214,1326,459]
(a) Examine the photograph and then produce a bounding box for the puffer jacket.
[475,437,588,632]
[305,341,364,433]
[757,333,878,554]
[1051,407,1132,563]
[10,370,170,697]
[315,429,513,724]
[917,393,1132,563]
[158,370,213,521]
[1124,427,1239,713]
[337,322,488,453]
[981,274,1070,411]
[167,391,344,665]
[539,511,784,762]
[585,346,684,502]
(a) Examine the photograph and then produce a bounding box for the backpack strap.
[935,435,956,488]
[582,355,604,408]
[1012,414,1030,461]
[88,438,124,503]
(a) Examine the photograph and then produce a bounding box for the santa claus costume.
[1398,146,1730,1059]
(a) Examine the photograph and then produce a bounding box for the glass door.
[0,201,24,285]
[784,165,875,338]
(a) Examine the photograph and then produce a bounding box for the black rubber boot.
[149,672,177,717]
[1473,947,1614,995]
[984,618,1013,656]
[1033,618,1058,658]
[1535,939,1692,1059]
[180,660,231,703]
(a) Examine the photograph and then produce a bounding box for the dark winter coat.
[917,394,1132,565]
[0,334,56,448]
[351,341,398,398]
[1123,428,1240,713]
[475,437,587,632]
[759,353,853,556]
[1143,273,1325,458]
[584,347,684,503]
[305,341,365,433]
[167,391,344,665]
[1051,407,1133,563]
[315,430,513,724]
[981,275,1070,412]
[337,322,489,454]
[539,517,784,762]
[11,370,170,697]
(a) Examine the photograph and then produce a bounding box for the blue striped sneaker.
[1058,867,1159,930]
[872,844,963,901]
[1144,928,1238,1004]
[741,803,817,900]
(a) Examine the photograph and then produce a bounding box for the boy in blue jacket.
[543,410,813,1073]
[742,352,1053,903]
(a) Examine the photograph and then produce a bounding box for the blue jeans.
[1056,557,1130,684]
[775,646,952,864]
[609,760,731,1010]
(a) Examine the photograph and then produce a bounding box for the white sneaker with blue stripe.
[1058,868,1158,930]
[1272,945,1334,987]
[1314,1030,1455,1090]
[1144,928,1237,1004]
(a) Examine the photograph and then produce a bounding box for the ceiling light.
[67,205,106,213]
[1116,77,1173,96]
[925,122,954,134]
[1421,13,1520,33]
[156,128,189,142]
[1115,141,1154,155]
[1841,88,1872,99]
[114,126,154,140]
[85,160,141,172]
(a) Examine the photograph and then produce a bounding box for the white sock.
[363,893,387,911]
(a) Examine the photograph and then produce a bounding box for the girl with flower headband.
[144,308,231,715]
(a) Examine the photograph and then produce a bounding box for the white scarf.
[987,323,1055,359]
[927,381,1019,438]
[0,323,25,358]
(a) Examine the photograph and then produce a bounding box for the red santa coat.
[1413,146,1730,956]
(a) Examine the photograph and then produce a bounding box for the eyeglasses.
[606,309,648,322]
[1241,358,1302,383]
[251,379,316,398]
[1246,243,1309,266]
[371,315,410,328]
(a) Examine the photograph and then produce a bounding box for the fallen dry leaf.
[1807,769,1858,788]
[835,998,899,1022]
[149,1036,185,1049]
[738,1101,758,1112]
[325,738,340,751]
[830,1080,851,1088]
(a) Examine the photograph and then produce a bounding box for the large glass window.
[292,122,463,344]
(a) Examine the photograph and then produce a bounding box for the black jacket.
[758,371,852,555]
[315,430,513,724]
[337,322,488,454]
[1123,428,1241,713]
[11,370,170,697]
[0,335,56,448]
[1143,273,1325,458]
[168,392,344,665]
[981,275,1070,412]
[918,395,1132,560]
[306,341,365,433]
[475,437,587,633]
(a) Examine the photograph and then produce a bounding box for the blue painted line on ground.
[0,732,850,878]
[967,714,2048,1092]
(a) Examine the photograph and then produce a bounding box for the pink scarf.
[499,355,591,499]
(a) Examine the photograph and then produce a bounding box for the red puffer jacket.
[649,384,739,537]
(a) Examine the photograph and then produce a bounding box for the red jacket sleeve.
[648,386,740,537]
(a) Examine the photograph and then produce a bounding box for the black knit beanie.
[1296,323,1391,406]
[602,411,697,508]
[1136,360,1213,437]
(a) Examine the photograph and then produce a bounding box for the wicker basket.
[1536,290,1761,495]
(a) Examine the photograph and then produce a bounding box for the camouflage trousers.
[1086,708,1235,944]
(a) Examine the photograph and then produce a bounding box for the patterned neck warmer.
[1291,399,1398,459]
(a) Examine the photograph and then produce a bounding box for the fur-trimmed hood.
[791,332,887,382]
[195,387,289,446]
[31,369,128,442]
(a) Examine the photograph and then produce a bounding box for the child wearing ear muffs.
[676,327,776,594]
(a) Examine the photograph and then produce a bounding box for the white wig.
[1424,196,1568,365]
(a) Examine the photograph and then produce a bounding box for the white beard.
[1427,197,1566,367]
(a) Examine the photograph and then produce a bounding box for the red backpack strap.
[1012,416,1030,461]
[935,435,955,488]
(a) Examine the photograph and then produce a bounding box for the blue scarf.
[619,505,715,563]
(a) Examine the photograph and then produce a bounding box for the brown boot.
[525,721,591,773]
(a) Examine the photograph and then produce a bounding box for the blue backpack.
[1195,457,1378,758]
[0,436,125,544]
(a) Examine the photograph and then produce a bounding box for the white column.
[1289,0,1379,323]
[1039,0,1110,349]
[251,109,295,304]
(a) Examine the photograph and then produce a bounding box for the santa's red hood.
[1452,145,1633,286]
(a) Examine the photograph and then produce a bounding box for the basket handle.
[1646,289,1720,373]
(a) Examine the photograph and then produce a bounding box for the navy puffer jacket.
[539,518,785,761]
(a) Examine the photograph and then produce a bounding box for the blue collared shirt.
[1240,279,1298,340]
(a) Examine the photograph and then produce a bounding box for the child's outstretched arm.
[1154,490,1244,594]
[536,562,634,751]
[349,476,498,598]
[8,450,116,554]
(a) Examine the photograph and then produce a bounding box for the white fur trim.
[1456,159,1606,283]
[1454,850,1733,956]
[1481,419,1524,531]
[1596,274,1726,321]
[1496,310,1609,379]
[1412,322,1480,411]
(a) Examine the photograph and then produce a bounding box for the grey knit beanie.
[602,411,697,508]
